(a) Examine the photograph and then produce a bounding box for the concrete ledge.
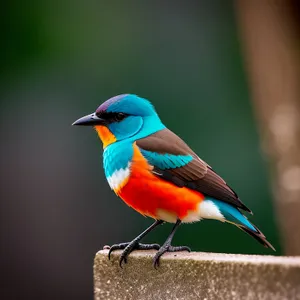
[94,250,300,300]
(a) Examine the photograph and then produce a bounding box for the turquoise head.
[72,94,165,147]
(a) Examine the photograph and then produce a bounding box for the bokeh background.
[2,1,300,299]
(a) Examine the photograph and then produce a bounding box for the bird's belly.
[118,145,205,223]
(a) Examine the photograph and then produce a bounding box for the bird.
[73,94,275,268]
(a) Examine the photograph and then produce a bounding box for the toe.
[137,243,160,250]
[119,255,127,268]
[153,255,161,269]
[168,245,191,252]
[108,243,130,259]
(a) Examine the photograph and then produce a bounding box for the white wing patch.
[198,200,225,221]
[174,200,226,224]
[107,163,131,191]
[181,210,201,223]
[182,200,225,223]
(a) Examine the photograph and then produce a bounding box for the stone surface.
[94,250,300,300]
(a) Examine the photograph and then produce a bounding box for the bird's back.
[136,128,251,213]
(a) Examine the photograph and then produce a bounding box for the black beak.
[72,113,106,126]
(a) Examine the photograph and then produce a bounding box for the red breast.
[118,143,205,222]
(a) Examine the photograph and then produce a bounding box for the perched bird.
[73,94,275,268]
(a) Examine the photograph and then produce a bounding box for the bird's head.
[73,94,163,148]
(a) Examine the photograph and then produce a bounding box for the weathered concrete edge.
[96,249,300,266]
[94,250,300,300]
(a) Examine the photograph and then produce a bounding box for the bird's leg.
[153,219,191,268]
[108,219,164,267]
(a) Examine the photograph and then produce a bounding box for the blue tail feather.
[211,199,256,231]
[209,198,275,250]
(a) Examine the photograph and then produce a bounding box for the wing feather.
[136,128,251,213]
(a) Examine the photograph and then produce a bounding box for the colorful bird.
[73,94,275,268]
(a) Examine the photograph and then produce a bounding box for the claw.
[119,255,127,268]
[108,249,113,260]
[108,242,162,267]
[154,258,160,269]
[153,245,191,269]
[107,220,164,267]
[108,242,129,260]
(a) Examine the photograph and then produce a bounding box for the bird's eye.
[115,113,126,121]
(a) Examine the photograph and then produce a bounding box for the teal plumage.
[140,149,193,170]
[103,141,133,178]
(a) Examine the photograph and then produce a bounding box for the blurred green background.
[0,1,280,299]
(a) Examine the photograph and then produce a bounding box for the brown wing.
[136,128,251,213]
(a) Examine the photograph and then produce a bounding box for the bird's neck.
[101,116,165,192]
[133,114,166,141]
[94,126,116,148]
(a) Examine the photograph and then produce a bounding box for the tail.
[210,199,275,251]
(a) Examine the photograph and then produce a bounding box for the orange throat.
[94,125,116,148]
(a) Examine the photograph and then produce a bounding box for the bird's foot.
[153,245,191,269]
[108,242,160,267]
